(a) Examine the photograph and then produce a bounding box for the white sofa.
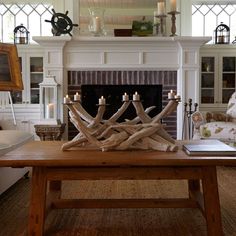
[0,130,34,195]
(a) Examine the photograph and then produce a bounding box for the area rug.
[0,167,236,236]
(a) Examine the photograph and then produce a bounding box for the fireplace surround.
[33,36,211,139]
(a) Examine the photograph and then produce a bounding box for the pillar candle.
[133,91,140,101]
[168,90,175,99]
[63,94,70,103]
[122,92,129,102]
[74,92,81,101]
[93,16,101,33]
[99,96,106,105]
[170,0,177,12]
[157,2,165,15]
[46,103,54,119]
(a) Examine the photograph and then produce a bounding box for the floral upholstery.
[192,92,236,141]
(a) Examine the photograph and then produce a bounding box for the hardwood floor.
[1,167,236,236]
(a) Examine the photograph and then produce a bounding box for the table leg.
[47,180,62,212]
[28,167,47,236]
[188,179,200,197]
[202,166,223,236]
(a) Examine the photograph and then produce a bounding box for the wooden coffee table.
[1,141,236,236]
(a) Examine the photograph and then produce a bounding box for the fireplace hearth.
[68,70,177,140]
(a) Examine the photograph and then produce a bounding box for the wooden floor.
[1,167,236,236]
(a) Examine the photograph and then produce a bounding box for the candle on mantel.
[122,92,129,102]
[133,91,140,101]
[63,94,71,104]
[168,90,175,99]
[74,92,81,101]
[170,0,177,12]
[93,16,101,33]
[46,103,54,119]
[99,96,106,105]
[157,2,165,15]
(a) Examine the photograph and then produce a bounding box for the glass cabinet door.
[30,57,43,104]
[11,57,23,104]
[222,57,236,103]
[200,57,215,104]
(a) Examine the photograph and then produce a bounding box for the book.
[183,140,236,156]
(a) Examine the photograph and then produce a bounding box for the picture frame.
[0,43,23,91]
[132,20,153,36]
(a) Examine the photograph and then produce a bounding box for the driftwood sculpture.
[62,92,181,152]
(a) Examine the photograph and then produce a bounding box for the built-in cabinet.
[200,45,236,111]
[11,50,44,105]
[0,45,44,138]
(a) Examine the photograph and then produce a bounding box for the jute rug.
[0,167,236,236]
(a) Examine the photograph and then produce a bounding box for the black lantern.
[214,22,230,44]
[14,24,29,44]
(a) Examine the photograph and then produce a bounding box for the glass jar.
[88,8,105,36]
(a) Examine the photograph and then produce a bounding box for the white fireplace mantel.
[33,36,211,139]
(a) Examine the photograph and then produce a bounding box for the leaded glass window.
[0,3,53,43]
[192,4,236,43]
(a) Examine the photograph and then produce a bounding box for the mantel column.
[176,37,211,139]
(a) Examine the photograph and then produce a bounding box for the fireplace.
[33,36,210,139]
[68,70,177,140]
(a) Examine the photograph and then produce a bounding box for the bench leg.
[202,166,223,236]
[28,167,47,236]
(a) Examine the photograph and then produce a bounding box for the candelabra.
[167,11,180,36]
[157,14,167,36]
[62,91,181,152]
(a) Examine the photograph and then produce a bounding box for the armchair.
[192,92,236,142]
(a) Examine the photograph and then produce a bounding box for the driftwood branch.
[62,94,181,152]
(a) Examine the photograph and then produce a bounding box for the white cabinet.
[200,45,236,111]
[0,45,43,137]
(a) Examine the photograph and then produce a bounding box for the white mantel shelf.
[33,35,211,44]
[33,35,211,139]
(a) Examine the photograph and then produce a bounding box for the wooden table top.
[0,141,236,168]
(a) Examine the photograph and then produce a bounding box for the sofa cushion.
[199,122,236,142]
[0,130,34,156]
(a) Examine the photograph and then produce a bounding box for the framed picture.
[132,20,153,36]
[0,43,23,91]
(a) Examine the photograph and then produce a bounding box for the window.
[192,4,236,43]
[0,3,52,43]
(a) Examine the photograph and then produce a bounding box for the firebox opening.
[81,84,162,122]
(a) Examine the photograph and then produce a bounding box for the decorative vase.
[88,8,105,36]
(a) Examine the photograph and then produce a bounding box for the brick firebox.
[67,70,177,140]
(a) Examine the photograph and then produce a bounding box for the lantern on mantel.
[13,24,29,44]
[214,22,230,44]
[39,76,59,123]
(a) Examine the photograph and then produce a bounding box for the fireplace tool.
[182,98,198,140]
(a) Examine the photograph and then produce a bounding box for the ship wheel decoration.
[45,9,78,36]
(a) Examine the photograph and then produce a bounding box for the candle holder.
[157,14,167,36]
[167,11,180,37]
[39,75,59,123]
[88,8,105,36]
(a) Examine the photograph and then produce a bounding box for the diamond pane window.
[192,4,236,43]
[0,3,52,43]
[22,5,34,15]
